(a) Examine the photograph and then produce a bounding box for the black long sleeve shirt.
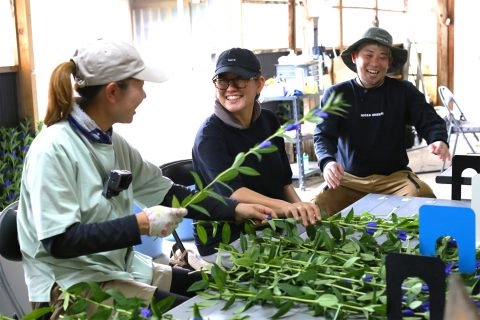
[314,77,448,177]
[42,184,238,258]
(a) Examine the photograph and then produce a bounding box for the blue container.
[165,218,194,241]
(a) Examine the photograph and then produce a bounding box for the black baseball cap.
[213,48,261,79]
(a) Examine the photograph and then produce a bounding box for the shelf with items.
[275,61,323,94]
[260,94,321,191]
[286,135,320,181]
[290,161,320,180]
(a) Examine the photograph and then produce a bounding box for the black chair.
[451,154,480,200]
[0,200,30,318]
[0,201,22,261]
[160,159,196,187]
[438,86,480,171]
[159,159,196,259]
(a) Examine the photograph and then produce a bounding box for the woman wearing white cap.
[313,27,451,215]
[17,39,275,318]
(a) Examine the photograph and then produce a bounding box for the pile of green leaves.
[13,211,480,320]
[189,211,480,319]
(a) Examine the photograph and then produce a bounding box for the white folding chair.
[438,86,480,171]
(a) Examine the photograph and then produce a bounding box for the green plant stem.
[206,285,370,313]
[68,295,133,317]
[224,240,383,275]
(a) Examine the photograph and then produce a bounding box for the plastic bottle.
[303,153,309,171]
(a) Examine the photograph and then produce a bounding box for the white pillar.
[472,174,480,246]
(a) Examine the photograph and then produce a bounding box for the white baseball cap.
[71,39,168,87]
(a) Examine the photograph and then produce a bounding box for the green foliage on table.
[0,119,41,211]
[188,212,480,319]
[7,211,479,320]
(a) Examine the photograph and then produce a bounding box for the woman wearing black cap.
[313,27,451,215]
[192,48,321,266]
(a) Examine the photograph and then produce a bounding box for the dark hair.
[75,85,104,107]
[76,79,129,107]
[76,80,129,107]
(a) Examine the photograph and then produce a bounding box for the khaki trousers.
[313,170,436,216]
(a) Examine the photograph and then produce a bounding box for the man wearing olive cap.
[313,27,451,215]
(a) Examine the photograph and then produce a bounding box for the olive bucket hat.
[340,27,408,73]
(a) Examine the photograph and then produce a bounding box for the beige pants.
[314,170,436,216]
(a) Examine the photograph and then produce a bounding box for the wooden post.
[288,0,296,51]
[437,0,454,104]
[14,0,38,124]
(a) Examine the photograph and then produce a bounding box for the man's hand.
[323,161,344,189]
[428,141,451,162]
[143,205,188,237]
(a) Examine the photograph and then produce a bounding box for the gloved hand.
[144,205,188,237]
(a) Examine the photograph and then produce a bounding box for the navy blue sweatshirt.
[192,108,292,255]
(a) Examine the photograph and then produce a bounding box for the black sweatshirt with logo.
[314,77,448,177]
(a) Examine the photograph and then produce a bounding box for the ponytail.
[44,61,75,126]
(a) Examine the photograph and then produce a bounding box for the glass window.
[377,11,408,42]
[0,0,18,67]
[242,2,305,51]
[316,7,341,49]
[342,8,378,46]
[378,0,406,12]
[342,0,376,9]
[242,3,290,50]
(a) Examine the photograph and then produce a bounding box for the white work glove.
[144,205,188,238]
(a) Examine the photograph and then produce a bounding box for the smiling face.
[214,72,265,126]
[83,78,147,131]
[353,43,392,88]
[113,79,147,123]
